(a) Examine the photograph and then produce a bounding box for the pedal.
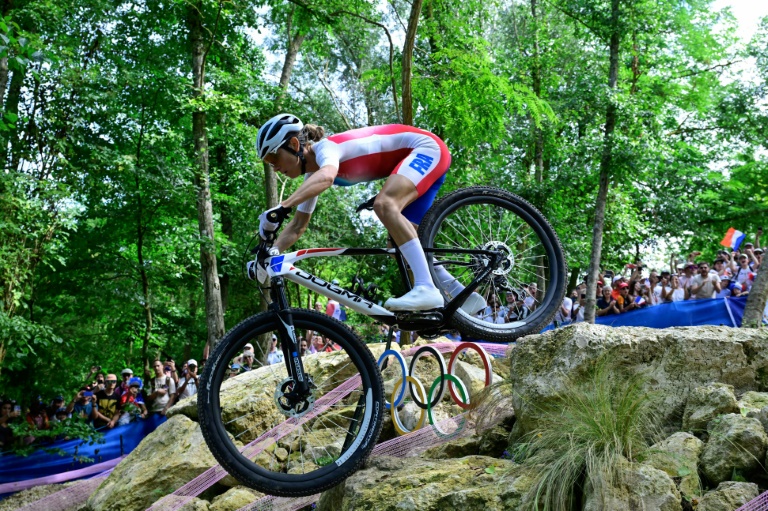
[394,311,443,323]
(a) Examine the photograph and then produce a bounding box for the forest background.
[0,0,767,404]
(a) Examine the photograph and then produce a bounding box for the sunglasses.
[105,380,117,384]
[130,385,140,389]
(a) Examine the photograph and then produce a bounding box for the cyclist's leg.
[375,149,448,310]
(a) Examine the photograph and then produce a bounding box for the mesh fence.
[737,492,768,511]
[18,340,511,511]
[13,469,113,511]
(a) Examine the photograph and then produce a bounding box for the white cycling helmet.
[256,113,303,159]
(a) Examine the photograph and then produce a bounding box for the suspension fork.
[269,277,310,397]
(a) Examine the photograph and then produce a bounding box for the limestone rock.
[178,497,210,511]
[682,383,739,432]
[738,391,768,414]
[209,486,263,511]
[700,414,768,485]
[748,405,768,435]
[478,425,510,457]
[0,482,77,511]
[583,458,682,511]
[642,432,703,498]
[87,415,218,511]
[422,435,481,459]
[697,481,759,511]
[508,324,768,435]
[317,455,535,511]
[453,360,502,404]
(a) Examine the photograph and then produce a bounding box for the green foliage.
[511,360,659,511]
[7,417,104,459]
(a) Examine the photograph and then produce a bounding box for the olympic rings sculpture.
[376,342,494,437]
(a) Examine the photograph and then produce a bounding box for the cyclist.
[256,113,484,312]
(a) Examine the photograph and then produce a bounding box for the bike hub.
[274,377,316,418]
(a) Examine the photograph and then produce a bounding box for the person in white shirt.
[176,359,199,400]
[267,335,285,365]
[689,262,721,299]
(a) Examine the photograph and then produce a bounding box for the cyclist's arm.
[276,211,312,252]
[280,165,339,209]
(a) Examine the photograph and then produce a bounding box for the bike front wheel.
[198,309,384,497]
[418,186,567,341]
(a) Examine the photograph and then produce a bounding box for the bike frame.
[260,245,502,398]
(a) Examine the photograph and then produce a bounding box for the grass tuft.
[508,358,660,511]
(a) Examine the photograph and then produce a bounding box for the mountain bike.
[197,186,566,497]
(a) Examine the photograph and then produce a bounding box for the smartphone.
[83,391,94,397]
[13,405,20,414]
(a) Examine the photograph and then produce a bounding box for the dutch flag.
[721,228,747,250]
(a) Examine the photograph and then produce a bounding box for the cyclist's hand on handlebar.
[258,204,292,240]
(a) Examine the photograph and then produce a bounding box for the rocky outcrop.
[738,391,768,414]
[317,455,535,511]
[583,458,682,511]
[209,487,263,511]
[87,415,218,511]
[682,383,739,432]
[697,481,759,511]
[508,324,768,435]
[699,414,768,485]
[642,432,703,498]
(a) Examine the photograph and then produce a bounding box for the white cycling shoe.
[460,292,486,315]
[384,285,444,311]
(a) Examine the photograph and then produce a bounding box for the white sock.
[434,264,464,297]
[399,239,435,289]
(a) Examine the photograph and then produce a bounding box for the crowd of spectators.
[0,358,201,451]
[554,240,764,327]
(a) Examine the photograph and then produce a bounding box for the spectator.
[176,360,199,400]
[679,263,697,295]
[689,262,721,299]
[668,275,686,301]
[553,294,573,327]
[66,387,97,424]
[233,343,255,365]
[228,363,242,379]
[311,333,326,353]
[617,282,637,313]
[653,273,671,304]
[50,407,69,423]
[734,253,755,292]
[117,377,147,426]
[597,286,620,316]
[94,374,120,429]
[571,292,586,323]
[148,359,176,416]
[300,339,309,357]
[46,396,65,419]
[524,283,538,311]
[505,289,529,321]
[716,274,733,298]
[24,400,50,444]
[754,247,764,270]
[118,368,133,397]
[713,258,731,279]
[241,350,255,371]
[314,301,325,314]
[267,335,284,365]
[0,400,21,448]
[164,357,179,386]
[478,294,508,324]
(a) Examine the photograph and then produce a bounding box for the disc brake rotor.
[274,377,316,418]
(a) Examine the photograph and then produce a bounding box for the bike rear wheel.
[198,309,384,497]
[418,186,567,341]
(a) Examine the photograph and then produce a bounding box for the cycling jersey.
[297,125,451,224]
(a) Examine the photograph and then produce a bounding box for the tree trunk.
[2,62,26,170]
[584,0,621,324]
[401,0,424,126]
[217,143,231,313]
[134,105,154,368]
[531,0,544,181]
[743,267,768,327]
[188,0,226,350]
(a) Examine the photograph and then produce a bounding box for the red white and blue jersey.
[297,125,451,217]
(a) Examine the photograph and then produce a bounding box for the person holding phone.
[66,387,98,424]
[0,400,21,447]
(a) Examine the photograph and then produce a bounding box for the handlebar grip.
[267,211,280,222]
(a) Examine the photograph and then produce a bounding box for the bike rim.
[427,196,560,332]
[204,315,378,483]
